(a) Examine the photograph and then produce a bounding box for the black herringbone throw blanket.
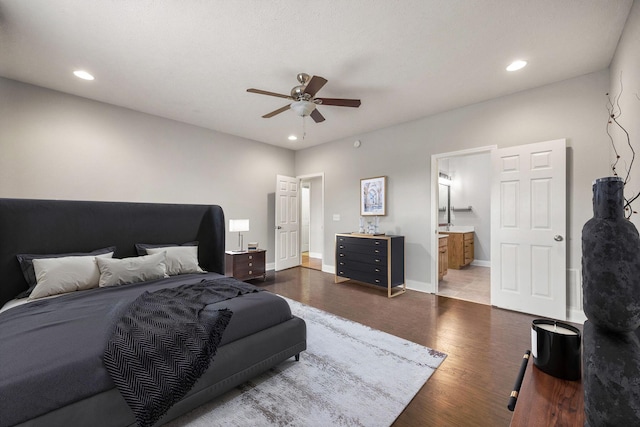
[103,278,261,427]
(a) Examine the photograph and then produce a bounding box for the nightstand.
[225,249,266,281]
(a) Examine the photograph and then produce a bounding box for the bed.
[0,198,306,427]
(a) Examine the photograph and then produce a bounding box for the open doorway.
[431,146,495,305]
[300,174,324,271]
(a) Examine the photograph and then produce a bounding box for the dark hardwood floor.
[253,266,541,427]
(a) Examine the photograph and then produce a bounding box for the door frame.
[430,145,497,295]
[298,172,325,269]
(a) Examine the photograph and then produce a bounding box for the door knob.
[554,235,563,241]
[276,226,282,229]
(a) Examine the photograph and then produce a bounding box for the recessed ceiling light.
[288,135,298,141]
[506,60,527,72]
[73,70,95,80]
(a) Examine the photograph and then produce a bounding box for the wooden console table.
[510,356,584,426]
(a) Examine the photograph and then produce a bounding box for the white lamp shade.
[229,219,250,232]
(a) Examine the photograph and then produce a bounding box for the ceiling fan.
[246,73,361,123]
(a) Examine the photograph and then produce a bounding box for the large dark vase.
[583,321,640,425]
[582,176,640,332]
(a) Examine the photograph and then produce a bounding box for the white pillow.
[97,251,168,287]
[145,245,205,276]
[30,252,114,300]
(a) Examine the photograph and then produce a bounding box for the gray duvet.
[0,273,292,427]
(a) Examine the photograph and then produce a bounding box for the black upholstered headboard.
[0,198,226,306]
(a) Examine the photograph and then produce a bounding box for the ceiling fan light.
[290,100,316,117]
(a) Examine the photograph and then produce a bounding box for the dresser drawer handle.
[340,262,345,266]
[249,263,252,267]
[248,270,253,275]
[339,245,344,249]
[375,259,381,263]
[375,279,380,283]
[339,254,345,257]
[248,255,253,259]
[375,241,380,245]
[375,268,380,272]
[374,250,380,253]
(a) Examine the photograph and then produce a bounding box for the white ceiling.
[0,0,633,150]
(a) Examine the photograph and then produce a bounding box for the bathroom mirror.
[439,183,450,225]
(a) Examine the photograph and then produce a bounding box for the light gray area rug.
[165,297,447,427]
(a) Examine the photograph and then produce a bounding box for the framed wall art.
[360,176,387,216]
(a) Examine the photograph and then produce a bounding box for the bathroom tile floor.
[438,265,490,305]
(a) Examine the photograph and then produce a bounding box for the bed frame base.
[16,315,306,427]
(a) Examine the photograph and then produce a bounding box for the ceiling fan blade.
[303,76,328,97]
[316,98,361,108]
[262,104,291,118]
[247,88,292,100]
[310,108,325,123]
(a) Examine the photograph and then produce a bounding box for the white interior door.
[275,175,300,271]
[491,139,567,320]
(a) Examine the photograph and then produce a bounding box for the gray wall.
[610,0,640,229]
[295,70,611,320]
[0,77,295,264]
[446,152,491,263]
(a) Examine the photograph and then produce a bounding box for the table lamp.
[229,219,250,252]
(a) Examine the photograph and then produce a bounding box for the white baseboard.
[323,264,336,275]
[471,260,490,267]
[567,308,587,324]
[266,262,275,271]
[307,252,322,259]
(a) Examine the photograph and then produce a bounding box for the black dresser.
[335,233,405,297]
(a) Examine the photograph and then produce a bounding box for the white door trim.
[298,172,325,269]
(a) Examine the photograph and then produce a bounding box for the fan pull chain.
[302,115,307,140]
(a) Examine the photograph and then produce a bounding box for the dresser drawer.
[234,263,262,277]
[336,258,386,275]
[337,235,387,246]
[336,267,388,287]
[336,238,388,257]
[336,250,387,266]
[234,252,263,263]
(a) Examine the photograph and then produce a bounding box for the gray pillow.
[29,252,114,300]
[97,251,168,287]
[134,241,198,256]
[16,246,116,298]
[135,241,205,276]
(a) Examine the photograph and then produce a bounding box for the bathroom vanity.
[439,226,474,269]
